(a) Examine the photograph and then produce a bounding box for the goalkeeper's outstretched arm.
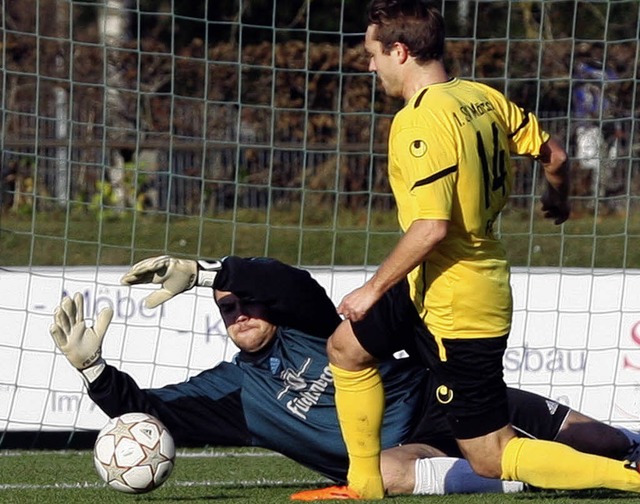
[121,254,341,338]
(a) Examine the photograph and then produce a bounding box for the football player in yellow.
[291,0,640,500]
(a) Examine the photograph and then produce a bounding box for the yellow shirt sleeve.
[490,91,550,157]
[388,122,458,224]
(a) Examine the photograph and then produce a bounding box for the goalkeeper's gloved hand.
[120,255,222,308]
[50,292,113,382]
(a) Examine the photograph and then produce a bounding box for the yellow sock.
[330,363,385,499]
[502,437,640,492]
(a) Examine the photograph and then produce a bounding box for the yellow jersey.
[387,78,549,339]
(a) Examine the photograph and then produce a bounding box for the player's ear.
[393,42,410,64]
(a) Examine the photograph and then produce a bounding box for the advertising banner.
[1,266,640,431]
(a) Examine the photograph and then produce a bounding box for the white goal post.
[1,0,639,446]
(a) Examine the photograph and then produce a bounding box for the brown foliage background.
[1,2,638,213]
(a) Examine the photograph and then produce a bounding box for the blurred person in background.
[572,49,625,213]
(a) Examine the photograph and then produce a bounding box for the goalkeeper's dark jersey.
[88,256,426,483]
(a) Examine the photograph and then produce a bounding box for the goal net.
[1,0,639,447]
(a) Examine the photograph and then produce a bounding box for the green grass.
[1,205,640,268]
[1,447,639,503]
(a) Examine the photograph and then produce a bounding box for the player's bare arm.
[539,137,569,185]
[538,137,571,224]
[338,219,448,321]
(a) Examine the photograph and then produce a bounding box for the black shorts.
[406,384,571,457]
[350,280,419,359]
[351,280,511,439]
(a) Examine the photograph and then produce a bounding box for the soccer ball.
[93,412,176,493]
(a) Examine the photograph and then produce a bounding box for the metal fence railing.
[2,109,638,216]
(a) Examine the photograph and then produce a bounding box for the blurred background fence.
[2,0,639,220]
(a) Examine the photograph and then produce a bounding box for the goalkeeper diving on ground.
[49,255,640,496]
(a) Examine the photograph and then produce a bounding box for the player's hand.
[120,255,198,308]
[541,183,570,225]
[50,292,113,370]
[337,284,380,322]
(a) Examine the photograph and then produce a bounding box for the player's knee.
[326,321,374,370]
[460,440,506,479]
[457,425,515,479]
[465,454,503,479]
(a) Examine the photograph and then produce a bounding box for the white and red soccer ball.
[93,412,175,493]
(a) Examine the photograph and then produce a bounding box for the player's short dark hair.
[367,0,445,63]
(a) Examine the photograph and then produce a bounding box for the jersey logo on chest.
[275,359,334,420]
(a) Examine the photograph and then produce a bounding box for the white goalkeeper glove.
[120,255,222,308]
[50,292,113,382]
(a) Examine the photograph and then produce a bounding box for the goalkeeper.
[50,255,640,496]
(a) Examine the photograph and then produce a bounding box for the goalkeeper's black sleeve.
[214,256,341,339]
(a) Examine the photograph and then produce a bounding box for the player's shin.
[501,437,640,492]
[330,363,385,499]
[413,457,523,495]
